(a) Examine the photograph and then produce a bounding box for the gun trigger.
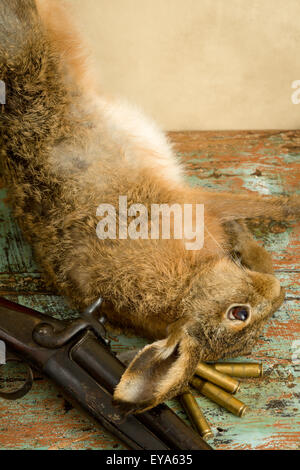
[0,363,34,401]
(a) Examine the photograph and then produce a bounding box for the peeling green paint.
[0,130,299,450]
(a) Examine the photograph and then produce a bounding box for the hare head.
[113,257,285,414]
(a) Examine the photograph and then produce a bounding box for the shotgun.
[0,296,212,450]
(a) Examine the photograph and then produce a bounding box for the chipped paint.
[0,130,299,450]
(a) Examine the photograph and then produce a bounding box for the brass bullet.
[180,390,213,440]
[195,361,240,394]
[210,362,263,378]
[190,377,249,417]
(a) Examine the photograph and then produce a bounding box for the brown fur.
[0,0,298,413]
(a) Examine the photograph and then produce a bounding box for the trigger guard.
[0,360,34,400]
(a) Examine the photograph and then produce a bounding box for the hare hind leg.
[224,220,274,275]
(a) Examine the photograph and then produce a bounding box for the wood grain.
[0,130,299,450]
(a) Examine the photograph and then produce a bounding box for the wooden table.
[0,131,299,450]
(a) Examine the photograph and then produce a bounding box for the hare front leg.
[224,220,274,275]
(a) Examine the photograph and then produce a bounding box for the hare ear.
[113,321,200,414]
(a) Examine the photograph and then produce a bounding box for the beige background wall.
[67,0,300,131]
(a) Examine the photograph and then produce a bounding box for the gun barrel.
[0,297,170,449]
[71,333,212,450]
[0,297,212,450]
[44,346,169,450]
[0,297,61,367]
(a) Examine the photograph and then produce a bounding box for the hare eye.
[228,306,250,321]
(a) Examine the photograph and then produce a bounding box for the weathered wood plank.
[170,131,300,271]
[0,130,299,450]
[0,187,298,278]
[0,267,298,297]
[188,357,300,450]
[172,130,300,450]
[251,222,300,271]
[0,364,125,450]
[0,273,48,295]
[0,188,39,274]
[274,271,300,299]
[0,294,298,450]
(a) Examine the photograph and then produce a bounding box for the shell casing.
[180,391,214,440]
[190,377,248,417]
[210,362,263,378]
[195,361,240,394]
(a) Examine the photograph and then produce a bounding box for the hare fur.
[0,0,299,413]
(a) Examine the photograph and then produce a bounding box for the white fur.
[118,375,147,403]
[50,92,184,185]
[95,96,184,183]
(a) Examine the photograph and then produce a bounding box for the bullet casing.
[191,377,248,417]
[180,391,213,440]
[195,361,240,394]
[210,362,263,378]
